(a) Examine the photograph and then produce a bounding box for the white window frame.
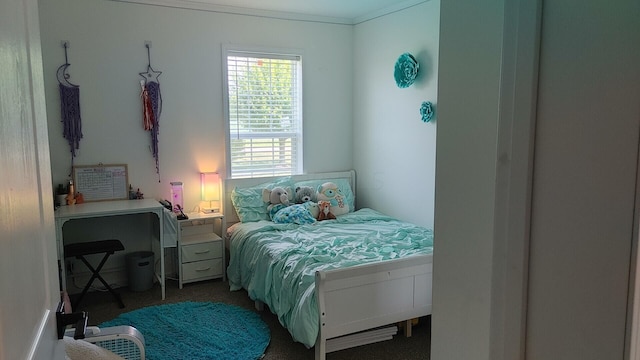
[222,45,303,179]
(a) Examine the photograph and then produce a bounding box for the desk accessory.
[170,181,183,212]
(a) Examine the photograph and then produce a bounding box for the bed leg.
[314,336,326,360]
[404,319,413,337]
[254,300,264,311]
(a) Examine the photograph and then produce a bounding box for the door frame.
[488,0,542,359]
[626,138,640,360]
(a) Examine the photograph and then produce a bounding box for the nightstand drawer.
[181,240,222,262]
[182,259,223,281]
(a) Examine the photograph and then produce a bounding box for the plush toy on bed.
[317,200,336,221]
[272,203,318,225]
[270,187,320,225]
[304,201,320,219]
[316,182,349,216]
[263,187,292,220]
[294,186,316,204]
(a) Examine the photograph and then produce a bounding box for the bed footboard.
[314,253,433,360]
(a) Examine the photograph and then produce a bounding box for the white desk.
[55,199,167,300]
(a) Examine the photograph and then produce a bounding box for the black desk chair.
[64,239,125,309]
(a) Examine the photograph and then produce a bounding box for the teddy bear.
[317,200,336,221]
[316,182,349,216]
[262,186,291,220]
[294,186,316,204]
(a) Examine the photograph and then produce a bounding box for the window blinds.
[226,51,302,179]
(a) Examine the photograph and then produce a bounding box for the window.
[223,49,303,179]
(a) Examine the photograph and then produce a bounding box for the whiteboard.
[73,164,129,202]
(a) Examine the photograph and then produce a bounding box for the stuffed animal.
[317,200,336,221]
[304,201,320,219]
[272,204,317,225]
[316,182,349,216]
[294,186,316,204]
[262,187,291,220]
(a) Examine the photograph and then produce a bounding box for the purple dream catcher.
[57,41,83,174]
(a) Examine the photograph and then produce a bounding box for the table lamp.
[201,172,221,213]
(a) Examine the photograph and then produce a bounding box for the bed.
[223,170,433,359]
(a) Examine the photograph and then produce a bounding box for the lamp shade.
[200,172,221,213]
[201,172,221,201]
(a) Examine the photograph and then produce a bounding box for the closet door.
[526,1,640,359]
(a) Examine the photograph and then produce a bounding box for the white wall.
[39,0,440,224]
[353,1,439,228]
[38,0,354,211]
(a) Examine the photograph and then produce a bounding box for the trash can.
[126,251,154,292]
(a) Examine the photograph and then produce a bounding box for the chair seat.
[64,239,124,258]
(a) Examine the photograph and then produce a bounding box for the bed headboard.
[223,170,356,225]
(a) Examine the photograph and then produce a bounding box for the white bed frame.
[223,170,433,360]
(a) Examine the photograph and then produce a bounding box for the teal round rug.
[100,301,270,360]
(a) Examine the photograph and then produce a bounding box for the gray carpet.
[75,279,430,359]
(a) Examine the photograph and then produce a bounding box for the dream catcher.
[140,42,163,181]
[57,41,83,175]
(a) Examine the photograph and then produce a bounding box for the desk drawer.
[182,259,222,281]
[181,241,222,262]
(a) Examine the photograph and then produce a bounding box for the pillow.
[294,178,355,213]
[231,177,294,222]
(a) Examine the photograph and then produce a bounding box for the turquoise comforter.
[227,208,434,348]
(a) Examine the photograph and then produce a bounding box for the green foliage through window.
[226,51,302,179]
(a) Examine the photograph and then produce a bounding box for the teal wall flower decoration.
[394,53,419,88]
[420,101,434,123]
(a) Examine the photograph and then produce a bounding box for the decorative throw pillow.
[231,177,294,222]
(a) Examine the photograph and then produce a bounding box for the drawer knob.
[195,250,210,254]
[196,267,212,272]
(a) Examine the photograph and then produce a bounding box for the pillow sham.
[231,177,294,222]
[293,178,355,213]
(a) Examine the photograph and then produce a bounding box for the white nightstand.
[177,212,226,288]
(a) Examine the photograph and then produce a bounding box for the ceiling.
[112,0,428,24]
